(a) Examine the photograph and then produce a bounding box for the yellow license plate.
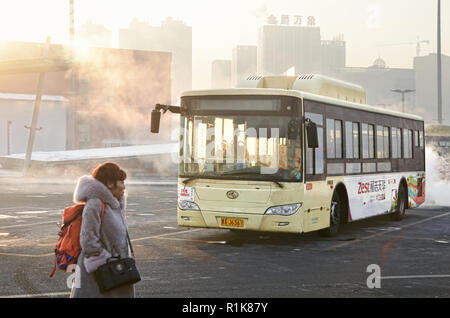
[221,217,244,228]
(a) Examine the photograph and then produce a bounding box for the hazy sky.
[0,0,447,89]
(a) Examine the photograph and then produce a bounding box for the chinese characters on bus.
[357,179,386,194]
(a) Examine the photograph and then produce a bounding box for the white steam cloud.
[425,146,450,206]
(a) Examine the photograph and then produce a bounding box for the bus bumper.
[177,209,302,233]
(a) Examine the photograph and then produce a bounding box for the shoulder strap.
[126,231,135,258]
[61,204,85,228]
[100,202,105,221]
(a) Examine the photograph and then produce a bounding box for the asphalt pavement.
[0,174,449,299]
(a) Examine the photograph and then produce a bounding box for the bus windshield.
[180,106,302,182]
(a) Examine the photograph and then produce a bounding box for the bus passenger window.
[377,126,390,158]
[403,129,413,158]
[369,125,375,158]
[384,127,389,158]
[391,127,402,158]
[362,123,375,159]
[306,113,324,175]
[414,130,419,147]
[327,119,335,158]
[345,122,360,159]
[419,131,424,148]
[326,119,342,159]
[316,127,324,173]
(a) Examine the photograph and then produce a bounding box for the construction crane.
[377,38,430,57]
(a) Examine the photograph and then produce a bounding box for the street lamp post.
[7,120,12,155]
[437,0,443,124]
[391,89,415,113]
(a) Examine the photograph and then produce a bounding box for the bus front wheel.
[319,192,342,237]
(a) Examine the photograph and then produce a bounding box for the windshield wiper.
[221,170,284,188]
[262,177,284,189]
[221,166,261,175]
[182,177,198,186]
[182,174,284,188]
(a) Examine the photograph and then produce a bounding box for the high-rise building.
[211,60,232,89]
[321,38,346,75]
[232,45,257,86]
[414,53,450,125]
[335,58,416,112]
[258,24,322,75]
[78,21,112,48]
[119,17,192,104]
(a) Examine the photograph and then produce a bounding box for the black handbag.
[94,232,141,293]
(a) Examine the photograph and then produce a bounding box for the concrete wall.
[0,97,67,156]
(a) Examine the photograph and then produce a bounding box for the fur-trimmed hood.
[73,175,126,210]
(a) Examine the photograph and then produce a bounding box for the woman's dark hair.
[92,162,127,187]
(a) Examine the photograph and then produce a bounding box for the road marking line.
[0,215,18,219]
[134,208,175,213]
[0,221,56,229]
[0,252,53,258]
[1,291,70,298]
[325,212,450,251]
[0,206,33,211]
[155,236,216,244]
[381,234,445,242]
[15,210,50,214]
[381,274,450,280]
[131,228,205,243]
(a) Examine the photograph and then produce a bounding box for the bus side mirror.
[150,103,182,134]
[151,110,161,134]
[306,120,319,148]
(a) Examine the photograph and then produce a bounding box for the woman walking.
[70,162,135,298]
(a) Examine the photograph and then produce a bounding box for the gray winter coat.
[70,176,135,298]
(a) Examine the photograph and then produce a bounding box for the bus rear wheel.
[390,184,407,221]
[319,193,342,237]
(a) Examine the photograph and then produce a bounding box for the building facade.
[321,39,346,75]
[232,45,257,87]
[119,17,192,104]
[258,24,322,75]
[414,53,450,125]
[211,60,232,89]
[257,23,347,77]
[0,94,68,156]
[78,21,113,48]
[335,59,416,113]
[0,41,172,150]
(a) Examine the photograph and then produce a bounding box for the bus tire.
[390,182,408,221]
[319,192,342,237]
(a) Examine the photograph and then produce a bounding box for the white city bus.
[151,75,425,236]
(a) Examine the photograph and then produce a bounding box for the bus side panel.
[343,172,425,221]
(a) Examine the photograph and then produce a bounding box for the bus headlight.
[178,200,200,211]
[265,203,302,216]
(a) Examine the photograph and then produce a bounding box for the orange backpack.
[49,202,105,277]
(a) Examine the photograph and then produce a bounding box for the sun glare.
[0,0,68,43]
